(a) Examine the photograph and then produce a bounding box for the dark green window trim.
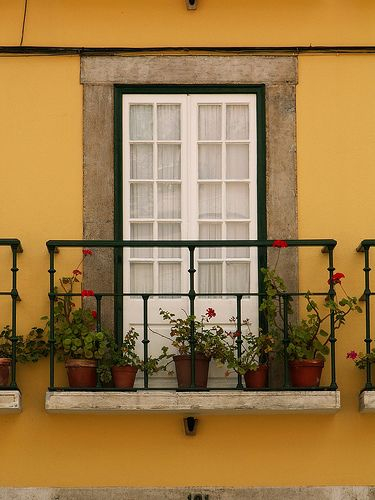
[113,84,267,339]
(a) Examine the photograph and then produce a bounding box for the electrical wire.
[19,0,28,46]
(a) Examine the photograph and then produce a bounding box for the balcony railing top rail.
[46,238,338,392]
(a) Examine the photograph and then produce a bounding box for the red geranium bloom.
[346,350,358,360]
[206,308,216,318]
[272,240,288,248]
[82,249,93,256]
[91,310,97,319]
[328,272,345,285]
[72,269,82,275]
[81,289,95,297]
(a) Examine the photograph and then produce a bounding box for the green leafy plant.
[346,349,375,369]
[260,241,362,361]
[0,325,48,363]
[222,318,274,375]
[50,249,112,362]
[157,307,227,360]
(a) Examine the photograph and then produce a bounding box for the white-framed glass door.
[123,93,258,386]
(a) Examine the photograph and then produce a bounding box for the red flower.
[346,350,358,360]
[272,240,288,248]
[206,308,216,318]
[72,269,82,275]
[82,249,93,256]
[81,289,94,297]
[328,272,345,285]
[91,310,97,319]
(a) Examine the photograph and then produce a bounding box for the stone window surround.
[81,54,298,309]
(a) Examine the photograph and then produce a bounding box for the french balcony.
[45,239,341,415]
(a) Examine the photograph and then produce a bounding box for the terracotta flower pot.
[0,358,11,386]
[244,365,268,388]
[111,365,138,389]
[65,359,97,388]
[289,359,324,387]
[173,353,210,388]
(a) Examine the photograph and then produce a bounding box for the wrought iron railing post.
[10,244,19,389]
[363,245,372,389]
[236,295,243,389]
[142,295,150,389]
[327,246,338,390]
[282,293,290,388]
[48,246,56,390]
[188,246,196,389]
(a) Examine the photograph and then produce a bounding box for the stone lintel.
[81,55,297,85]
[45,390,340,414]
[0,390,22,413]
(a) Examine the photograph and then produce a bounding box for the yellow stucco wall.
[1,0,375,489]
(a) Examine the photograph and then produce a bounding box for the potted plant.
[0,325,49,386]
[105,327,170,389]
[260,241,362,387]
[222,318,274,388]
[51,249,112,388]
[158,307,227,388]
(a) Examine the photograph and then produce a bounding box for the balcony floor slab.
[0,390,22,413]
[45,390,340,414]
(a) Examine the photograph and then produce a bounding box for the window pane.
[226,183,249,219]
[158,144,181,179]
[157,105,181,140]
[198,105,222,140]
[226,105,249,140]
[227,222,250,258]
[199,223,222,259]
[198,144,222,179]
[130,223,153,258]
[130,183,153,218]
[129,104,153,140]
[226,144,249,179]
[227,263,250,294]
[130,144,153,179]
[158,223,181,258]
[157,183,181,219]
[199,183,222,219]
[159,263,181,295]
[198,263,222,294]
[130,263,153,293]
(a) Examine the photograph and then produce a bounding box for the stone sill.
[45,390,340,414]
[0,390,22,413]
[359,391,375,412]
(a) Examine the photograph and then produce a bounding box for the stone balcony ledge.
[0,390,22,413]
[45,390,340,414]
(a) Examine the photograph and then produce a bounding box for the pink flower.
[272,240,288,248]
[346,350,358,360]
[328,272,345,285]
[82,249,93,256]
[91,310,97,319]
[72,269,82,275]
[206,308,216,318]
[81,289,94,297]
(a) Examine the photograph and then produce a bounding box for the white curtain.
[226,144,249,179]
[158,144,181,180]
[199,263,222,294]
[129,104,153,140]
[199,183,222,219]
[130,263,153,293]
[226,183,249,219]
[226,105,249,140]
[198,105,222,140]
[227,222,250,258]
[130,183,153,218]
[198,144,221,179]
[226,262,250,294]
[199,223,222,259]
[157,104,181,140]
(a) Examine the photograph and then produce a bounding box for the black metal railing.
[0,239,22,390]
[356,240,375,390]
[46,238,338,392]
